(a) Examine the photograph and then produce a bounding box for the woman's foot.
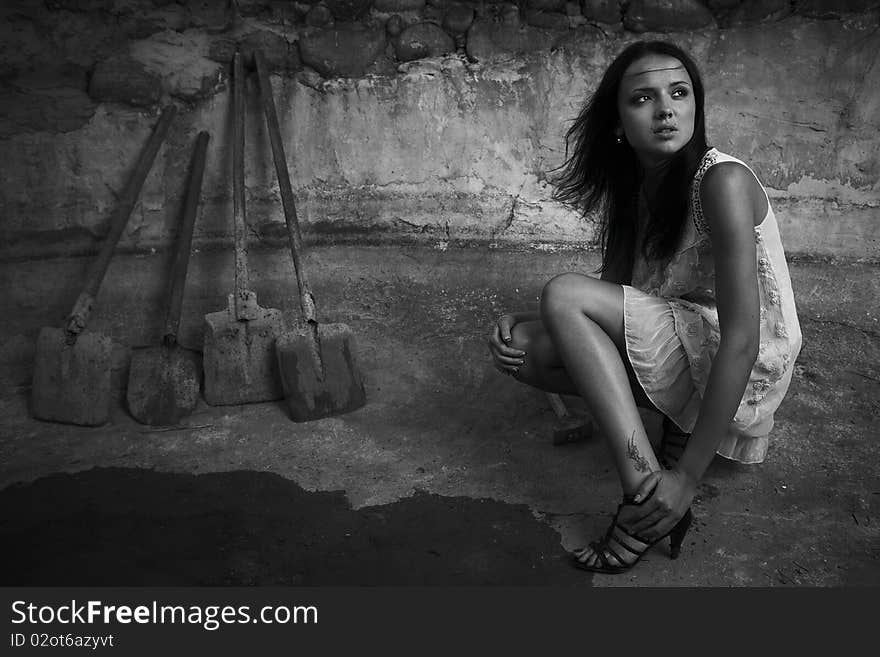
[571,499,694,574]
[571,523,652,571]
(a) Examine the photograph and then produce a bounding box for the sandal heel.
[571,495,694,574]
[668,508,693,560]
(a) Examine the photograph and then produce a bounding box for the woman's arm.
[676,161,762,485]
[626,161,763,538]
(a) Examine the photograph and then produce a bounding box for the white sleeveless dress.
[623,148,803,464]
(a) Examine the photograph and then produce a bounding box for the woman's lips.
[653,126,678,139]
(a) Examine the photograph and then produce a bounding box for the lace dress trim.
[691,148,720,235]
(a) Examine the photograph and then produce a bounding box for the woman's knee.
[540,273,623,341]
[540,273,588,323]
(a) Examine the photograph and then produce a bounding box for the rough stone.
[393,22,455,61]
[526,0,566,10]
[11,64,89,93]
[181,0,230,30]
[2,12,879,263]
[0,15,55,78]
[564,2,582,17]
[46,0,114,10]
[524,9,571,29]
[706,0,740,9]
[364,49,399,76]
[374,0,426,10]
[386,14,405,36]
[0,334,34,391]
[267,0,302,24]
[0,83,97,139]
[207,36,236,63]
[299,26,387,77]
[118,4,190,40]
[500,3,520,25]
[623,0,716,32]
[129,31,226,101]
[296,67,325,91]
[306,4,334,26]
[324,0,373,21]
[581,0,621,23]
[725,0,790,26]
[795,0,877,18]
[237,0,274,15]
[239,30,299,72]
[88,55,163,107]
[49,10,127,70]
[466,18,564,61]
[442,4,475,34]
[422,5,443,23]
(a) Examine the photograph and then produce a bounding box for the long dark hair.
[552,41,710,283]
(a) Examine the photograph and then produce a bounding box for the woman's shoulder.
[691,149,768,233]
[700,157,761,196]
[693,148,753,183]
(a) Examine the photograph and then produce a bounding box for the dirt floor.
[0,245,877,586]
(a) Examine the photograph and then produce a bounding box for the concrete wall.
[1,1,878,261]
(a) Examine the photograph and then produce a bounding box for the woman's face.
[616,54,696,169]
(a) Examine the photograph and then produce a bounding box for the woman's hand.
[619,468,698,541]
[487,314,526,376]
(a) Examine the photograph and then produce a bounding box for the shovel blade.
[276,322,366,422]
[31,326,113,426]
[126,344,200,426]
[551,419,593,446]
[203,303,285,405]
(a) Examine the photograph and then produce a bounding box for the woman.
[487,40,802,574]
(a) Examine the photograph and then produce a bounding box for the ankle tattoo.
[626,431,651,473]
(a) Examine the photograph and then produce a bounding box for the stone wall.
[1,0,878,260]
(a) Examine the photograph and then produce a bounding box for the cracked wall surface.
[1,5,878,260]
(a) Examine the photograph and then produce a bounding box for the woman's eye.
[632,95,650,104]
[672,88,689,98]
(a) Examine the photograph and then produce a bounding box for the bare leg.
[509,320,657,410]
[509,322,685,472]
[531,274,661,491]
[522,274,661,569]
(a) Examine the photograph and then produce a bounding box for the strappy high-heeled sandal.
[571,495,693,574]
[659,416,691,469]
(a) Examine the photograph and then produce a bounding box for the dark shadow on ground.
[0,467,591,586]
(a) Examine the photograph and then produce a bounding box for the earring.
[615,135,623,144]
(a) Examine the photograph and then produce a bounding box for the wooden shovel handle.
[232,51,252,320]
[254,49,317,325]
[544,392,564,420]
[163,131,210,345]
[65,104,176,340]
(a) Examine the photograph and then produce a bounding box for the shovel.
[203,51,285,406]
[546,392,592,446]
[31,105,177,426]
[126,131,209,425]
[253,49,366,421]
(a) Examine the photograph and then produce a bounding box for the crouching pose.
[488,40,802,574]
